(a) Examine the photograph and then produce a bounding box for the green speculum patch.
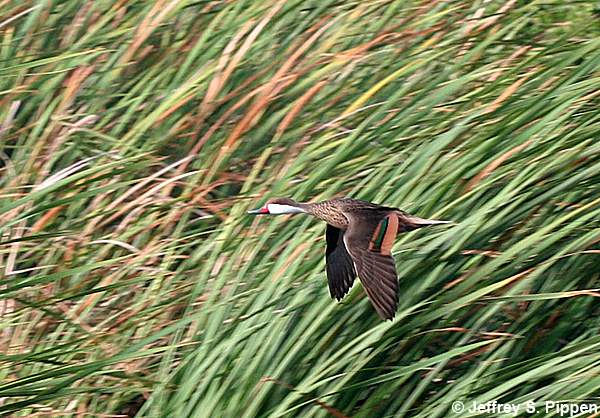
[373,217,389,251]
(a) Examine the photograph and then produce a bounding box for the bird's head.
[247,197,305,215]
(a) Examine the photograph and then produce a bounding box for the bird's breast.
[309,204,349,229]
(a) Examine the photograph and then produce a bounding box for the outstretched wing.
[343,211,400,320]
[325,224,356,301]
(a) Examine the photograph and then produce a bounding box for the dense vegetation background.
[1,1,599,417]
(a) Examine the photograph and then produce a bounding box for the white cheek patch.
[267,204,305,214]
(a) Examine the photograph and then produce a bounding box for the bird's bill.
[247,206,270,215]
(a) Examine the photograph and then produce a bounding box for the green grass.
[1,1,599,417]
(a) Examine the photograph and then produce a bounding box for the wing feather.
[343,212,400,320]
[325,225,356,301]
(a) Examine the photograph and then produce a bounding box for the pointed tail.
[402,215,452,231]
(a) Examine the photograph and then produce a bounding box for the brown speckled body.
[302,198,398,230]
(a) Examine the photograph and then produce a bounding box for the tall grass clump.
[1,1,599,417]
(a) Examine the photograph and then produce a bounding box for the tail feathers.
[402,215,452,231]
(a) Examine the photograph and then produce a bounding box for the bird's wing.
[342,211,400,320]
[325,224,356,301]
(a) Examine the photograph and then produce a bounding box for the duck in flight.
[248,198,450,320]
